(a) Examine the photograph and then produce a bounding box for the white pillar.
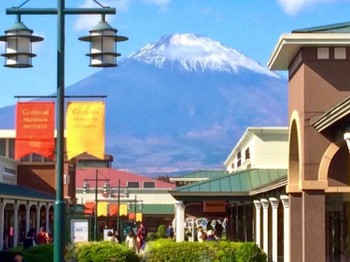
[270,197,279,262]
[175,201,185,242]
[253,200,261,247]
[261,199,269,257]
[46,205,50,234]
[0,203,4,251]
[191,218,195,242]
[25,204,30,234]
[36,204,41,234]
[281,195,290,262]
[13,203,19,247]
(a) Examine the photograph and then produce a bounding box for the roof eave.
[312,96,350,132]
[268,33,350,71]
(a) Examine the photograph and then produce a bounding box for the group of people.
[197,226,218,242]
[23,227,51,250]
[106,223,148,254]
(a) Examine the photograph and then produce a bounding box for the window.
[237,151,241,167]
[334,47,346,59]
[0,139,5,157]
[317,47,329,59]
[245,148,250,160]
[32,153,42,162]
[9,139,15,159]
[143,181,155,188]
[127,182,139,188]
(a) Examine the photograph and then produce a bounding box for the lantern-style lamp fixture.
[103,181,110,194]
[78,16,128,67]
[83,181,89,194]
[0,18,43,68]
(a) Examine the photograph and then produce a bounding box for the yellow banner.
[97,202,108,217]
[66,101,105,160]
[136,213,142,222]
[120,204,128,216]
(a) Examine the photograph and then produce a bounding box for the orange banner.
[66,101,105,160]
[15,102,55,160]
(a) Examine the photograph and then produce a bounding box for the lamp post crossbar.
[14,95,108,99]
[3,1,118,261]
[7,8,116,15]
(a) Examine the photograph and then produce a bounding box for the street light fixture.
[79,15,128,67]
[2,1,127,261]
[0,17,43,68]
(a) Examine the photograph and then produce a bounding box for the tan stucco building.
[268,21,350,262]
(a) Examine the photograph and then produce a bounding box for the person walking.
[23,228,36,250]
[166,224,174,239]
[126,230,139,254]
[137,223,147,250]
[37,227,51,244]
[106,231,118,242]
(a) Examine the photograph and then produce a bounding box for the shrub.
[143,239,242,262]
[65,241,140,262]
[146,232,156,242]
[235,242,266,262]
[0,246,23,262]
[23,244,53,262]
[156,225,167,239]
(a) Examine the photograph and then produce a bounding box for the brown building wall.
[17,162,75,202]
[288,46,350,262]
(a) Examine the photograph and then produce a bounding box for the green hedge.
[24,244,54,262]
[142,239,266,262]
[65,241,140,262]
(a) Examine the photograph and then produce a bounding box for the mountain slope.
[0,34,288,176]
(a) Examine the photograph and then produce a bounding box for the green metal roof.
[0,183,55,200]
[175,170,228,179]
[172,169,287,194]
[293,21,350,33]
[129,204,174,214]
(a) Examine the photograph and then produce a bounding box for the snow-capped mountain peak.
[128,33,278,78]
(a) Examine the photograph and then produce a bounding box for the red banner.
[15,102,55,160]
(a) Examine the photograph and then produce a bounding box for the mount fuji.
[0,33,288,176]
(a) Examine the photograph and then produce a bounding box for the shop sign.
[203,201,226,212]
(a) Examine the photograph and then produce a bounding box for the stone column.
[13,203,19,247]
[281,195,290,262]
[253,200,261,247]
[0,203,4,251]
[46,205,50,234]
[175,201,185,242]
[191,218,195,242]
[290,193,302,262]
[25,204,31,234]
[261,199,269,257]
[302,191,325,262]
[270,198,279,262]
[36,204,41,234]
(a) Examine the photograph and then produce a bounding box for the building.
[171,126,289,262]
[76,167,176,235]
[267,21,350,262]
[0,130,56,250]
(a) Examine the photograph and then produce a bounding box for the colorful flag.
[15,102,55,160]
[84,202,95,215]
[66,101,105,160]
[120,204,128,216]
[110,204,118,216]
[136,213,143,222]
[97,202,108,216]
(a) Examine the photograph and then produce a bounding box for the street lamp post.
[83,169,110,241]
[2,1,127,261]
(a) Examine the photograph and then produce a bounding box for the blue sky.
[0,0,349,108]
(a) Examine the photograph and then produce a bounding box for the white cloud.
[74,0,130,31]
[278,0,340,15]
[74,0,172,31]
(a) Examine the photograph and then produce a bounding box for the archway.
[29,205,37,232]
[288,118,300,192]
[3,204,14,249]
[18,204,26,244]
[40,205,46,229]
